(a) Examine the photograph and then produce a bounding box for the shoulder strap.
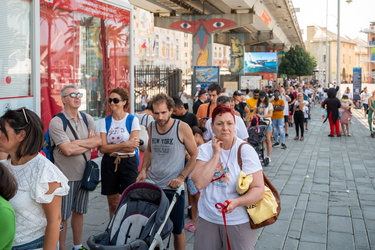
[55,112,88,131]
[105,115,112,133]
[80,111,88,128]
[207,103,211,118]
[237,142,249,169]
[65,118,88,162]
[55,113,69,131]
[126,114,135,134]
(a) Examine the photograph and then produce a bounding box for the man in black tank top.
[136,93,198,250]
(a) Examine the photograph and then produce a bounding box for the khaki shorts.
[194,217,257,250]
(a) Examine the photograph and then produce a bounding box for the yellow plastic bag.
[236,171,278,224]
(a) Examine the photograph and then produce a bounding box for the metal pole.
[325,0,329,87]
[337,0,341,88]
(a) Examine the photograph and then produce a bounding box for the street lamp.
[337,0,352,87]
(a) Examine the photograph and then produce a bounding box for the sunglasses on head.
[64,93,83,98]
[108,98,123,104]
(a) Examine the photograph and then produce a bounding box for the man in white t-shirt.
[360,87,371,118]
[204,96,248,142]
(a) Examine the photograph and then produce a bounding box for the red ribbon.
[215,200,231,250]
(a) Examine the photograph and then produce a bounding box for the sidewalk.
[66,104,375,250]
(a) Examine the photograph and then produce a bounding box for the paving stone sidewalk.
[66,104,375,250]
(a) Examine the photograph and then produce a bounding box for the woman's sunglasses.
[64,93,83,98]
[108,98,123,104]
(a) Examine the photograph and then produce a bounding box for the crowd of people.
[1,81,374,250]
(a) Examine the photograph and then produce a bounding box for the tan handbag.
[237,142,281,229]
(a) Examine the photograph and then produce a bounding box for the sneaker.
[281,143,287,149]
[285,133,288,137]
[328,134,334,137]
[272,142,280,147]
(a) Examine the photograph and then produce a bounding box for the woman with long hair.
[192,105,264,250]
[99,87,140,218]
[252,90,273,164]
[0,108,69,249]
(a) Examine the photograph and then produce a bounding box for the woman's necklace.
[224,137,235,168]
[211,137,236,183]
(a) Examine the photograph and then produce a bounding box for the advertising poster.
[194,66,220,90]
[244,52,278,73]
[353,67,362,101]
[240,76,262,89]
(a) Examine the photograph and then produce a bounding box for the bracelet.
[179,174,185,179]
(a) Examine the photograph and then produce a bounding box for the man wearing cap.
[270,89,286,149]
[233,90,250,121]
[193,84,201,102]
[192,89,208,115]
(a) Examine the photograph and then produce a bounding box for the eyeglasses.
[63,93,83,98]
[108,98,123,104]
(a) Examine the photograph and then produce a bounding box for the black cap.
[259,90,267,98]
[233,90,242,96]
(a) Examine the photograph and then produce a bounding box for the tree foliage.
[278,45,317,78]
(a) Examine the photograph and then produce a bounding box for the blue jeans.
[272,118,285,143]
[12,236,44,250]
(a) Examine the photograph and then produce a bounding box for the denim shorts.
[12,236,44,250]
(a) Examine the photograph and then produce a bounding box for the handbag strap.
[65,117,88,162]
[237,142,248,169]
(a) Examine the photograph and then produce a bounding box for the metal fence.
[134,65,182,112]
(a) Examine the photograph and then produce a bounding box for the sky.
[293,0,375,41]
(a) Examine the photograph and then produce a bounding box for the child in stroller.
[248,116,270,166]
[87,182,182,250]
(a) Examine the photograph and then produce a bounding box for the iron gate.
[134,65,182,112]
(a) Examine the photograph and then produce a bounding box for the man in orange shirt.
[196,83,221,122]
[270,89,286,149]
[246,89,260,117]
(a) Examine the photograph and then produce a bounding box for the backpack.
[105,114,140,166]
[43,112,88,163]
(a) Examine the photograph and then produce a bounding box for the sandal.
[294,136,299,140]
[300,137,304,141]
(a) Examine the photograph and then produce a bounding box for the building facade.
[306,25,370,85]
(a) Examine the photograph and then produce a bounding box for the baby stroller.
[248,116,270,166]
[87,182,183,250]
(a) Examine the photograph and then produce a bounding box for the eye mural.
[169,18,237,66]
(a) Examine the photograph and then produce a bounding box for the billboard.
[194,66,220,90]
[244,52,278,73]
